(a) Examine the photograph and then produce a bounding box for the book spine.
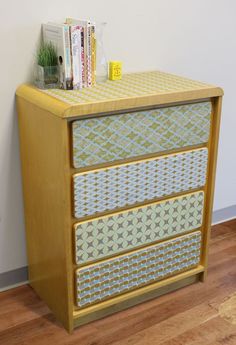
[82,25,88,87]
[70,25,82,90]
[80,27,86,88]
[86,24,92,87]
[63,25,73,89]
[91,25,96,86]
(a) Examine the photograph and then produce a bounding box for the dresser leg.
[199,270,207,282]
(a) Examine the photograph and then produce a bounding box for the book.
[42,23,73,89]
[66,18,93,87]
[91,24,96,86]
[70,25,82,89]
[86,23,92,87]
[79,27,85,87]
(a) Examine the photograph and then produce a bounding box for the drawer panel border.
[74,191,204,265]
[73,267,204,324]
[73,148,208,219]
[75,231,201,308]
[72,101,211,168]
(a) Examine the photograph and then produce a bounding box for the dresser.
[16,71,223,332]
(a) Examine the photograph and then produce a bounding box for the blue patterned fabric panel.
[75,231,201,308]
[72,102,211,168]
[73,148,208,218]
[75,191,204,265]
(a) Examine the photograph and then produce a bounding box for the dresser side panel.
[200,96,223,280]
[17,97,73,332]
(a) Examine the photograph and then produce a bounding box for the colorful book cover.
[80,27,85,87]
[86,24,92,87]
[70,25,82,89]
[63,25,73,89]
[66,18,93,88]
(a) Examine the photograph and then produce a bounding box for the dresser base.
[73,266,204,330]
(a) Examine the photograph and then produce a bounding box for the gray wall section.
[0,266,28,290]
[0,207,235,291]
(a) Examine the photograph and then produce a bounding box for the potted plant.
[34,41,59,89]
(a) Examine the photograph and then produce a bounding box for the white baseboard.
[212,205,236,225]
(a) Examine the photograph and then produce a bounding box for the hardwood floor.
[1,219,236,345]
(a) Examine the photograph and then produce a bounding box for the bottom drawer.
[75,231,201,308]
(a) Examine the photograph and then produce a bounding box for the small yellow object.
[109,61,122,80]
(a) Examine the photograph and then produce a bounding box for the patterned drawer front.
[73,148,208,218]
[75,191,204,265]
[72,102,211,168]
[75,231,201,308]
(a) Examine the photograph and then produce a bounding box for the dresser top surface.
[16,70,223,118]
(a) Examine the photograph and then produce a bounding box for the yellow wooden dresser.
[16,71,223,332]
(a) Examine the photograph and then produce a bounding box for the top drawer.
[72,101,211,168]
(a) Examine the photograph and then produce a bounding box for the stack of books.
[42,18,96,90]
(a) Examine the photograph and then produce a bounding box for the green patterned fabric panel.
[72,102,211,168]
[75,191,204,265]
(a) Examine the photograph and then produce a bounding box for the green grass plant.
[37,41,58,67]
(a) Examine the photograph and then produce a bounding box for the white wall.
[0,0,235,274]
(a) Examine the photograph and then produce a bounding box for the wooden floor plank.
[0,285,50,332]
[0,220,235,345]
[158,316,236,345]
[211,223,236,241]
[111,303,218,345]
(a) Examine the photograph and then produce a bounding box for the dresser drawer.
[75,231,201,308]
[73,148,208,218]
[72,102,211,168]
[74,191,204,265]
